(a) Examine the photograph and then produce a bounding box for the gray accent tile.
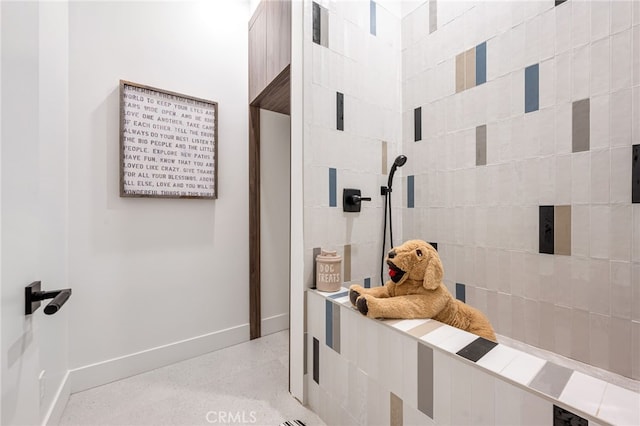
[429,0,437,34]
[528,362,573,398]
[329,168,337,207]
[476,42,487,85]
[329,291,348,299]
[476,125,487,166]
[525,64,539,113]
[370,0,376,36]
[364,277,371,288]
[304,332,307,374]
[417,343,434,419]
[390,392,403,426]
[325,300,333,349]
[332,301,341,353]
[407,175,415,208]
[572,98,590,153]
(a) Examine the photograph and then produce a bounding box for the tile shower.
[302,0,639,424]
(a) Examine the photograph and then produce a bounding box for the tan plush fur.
[349,240,496,341]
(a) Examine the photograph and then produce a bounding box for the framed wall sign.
[119,80,218,199]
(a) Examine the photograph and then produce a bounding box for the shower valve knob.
[343,188,370,213]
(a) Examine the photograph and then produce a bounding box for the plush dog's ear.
[423,254,443,290]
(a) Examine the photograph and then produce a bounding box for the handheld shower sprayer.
[386,155,407,192]
[382,155,407,195]
[380,155,407,285]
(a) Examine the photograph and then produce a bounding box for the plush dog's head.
[386,240,443,290]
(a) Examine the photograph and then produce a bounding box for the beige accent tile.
[632,320,640,380]
[382,141,388,175]
[465,47,476,89]
[456,52,465,93]
[343,244,351,282]
[555,205,571,255]
[390,392,403,426]
[406,320,443,338]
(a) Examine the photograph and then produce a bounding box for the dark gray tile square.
[313,337,319,384]
[312,2,321,45]
[414,107,422,141]
[539,206,554,254]
[633,144,639,203]
[456,283,466,302]
[337,92,344,131]
[456,337,497,362]
[553,405,587,426]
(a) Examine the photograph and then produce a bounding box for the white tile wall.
[307,6,639,423]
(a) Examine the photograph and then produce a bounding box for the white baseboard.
[68,323,249,394]
[43,371,70,426]
[261,313,289,336]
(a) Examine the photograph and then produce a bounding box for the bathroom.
[1,0,638,425]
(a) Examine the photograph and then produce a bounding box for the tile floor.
[59,331,324,426]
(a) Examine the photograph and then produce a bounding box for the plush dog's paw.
[349,284,364,306]
[356,296,368,315]
[349,288,361,306]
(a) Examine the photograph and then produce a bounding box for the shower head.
[387,155,407,190]
[393,155,407,168]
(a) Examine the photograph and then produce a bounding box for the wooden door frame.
[249,66,291,340]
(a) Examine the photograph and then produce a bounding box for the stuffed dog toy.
[349,240,496,341]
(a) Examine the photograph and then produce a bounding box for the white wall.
[1,2,70,424]
[66,0,251,388]
[260,110,290,334]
